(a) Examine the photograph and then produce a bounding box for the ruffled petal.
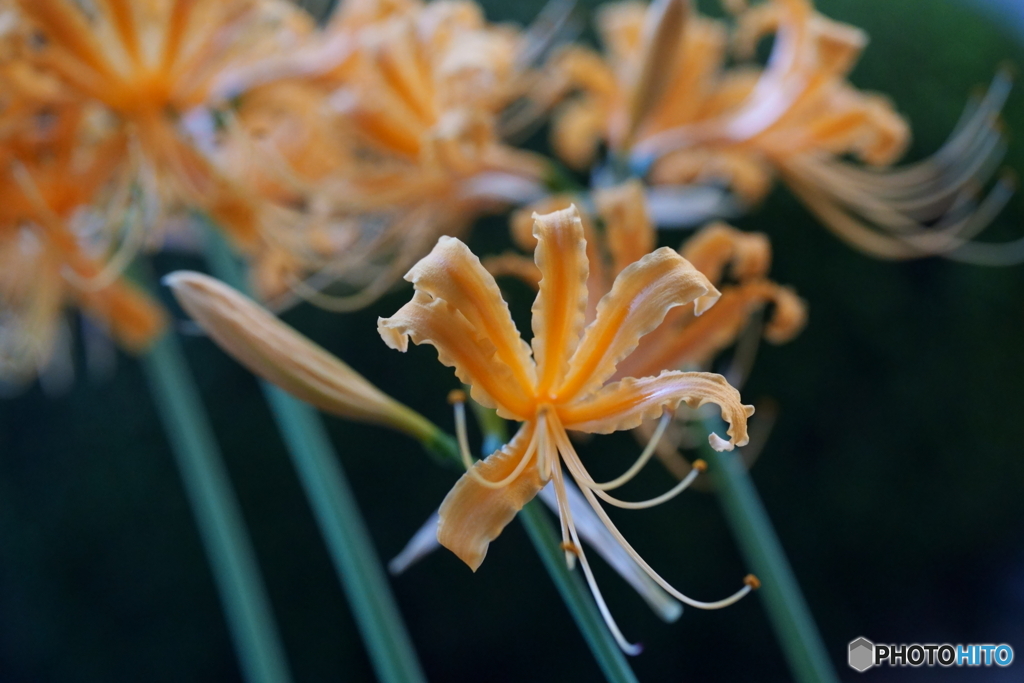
[379,291,534,419]
[531,206,590,396]
[557,248,719,403]
[559,370,754,451]
[405,236,536,392]
[437,423,544,571]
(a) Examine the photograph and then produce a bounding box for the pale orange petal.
[405,236,536,392]
[481,252,541,289]
[557,248,719,403]
[680,222,771,285]
[559,371,754,451]
[593,180,656,278]
[551,97,607,170]
[379,291,534,419]
[438,423,543,571]
[531,206,590,396]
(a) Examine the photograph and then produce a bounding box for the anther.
[560,541,581,557]
[447,389,467,405]
[743,574,761,590]
[692,459,708,473]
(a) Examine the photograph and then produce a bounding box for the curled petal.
[559,370,754,451]
[405,236,536,391]
[166,272,432,439]
[438,423,544,571]
[558,248,719,403]
[680,222,772,285]
[531,206,590,395]
[650,148,776,204]
[379,291,534,419]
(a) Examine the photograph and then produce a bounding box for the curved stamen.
[588,408,672,491]
[450,391,540,489]
[549,446,643,655]
[549,412,756,609]
[593,460,705,510]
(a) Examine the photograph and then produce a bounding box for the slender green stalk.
[203,230,426,683]
[141,324,292,683]
[519,503,641,683]
[700,418,838,683]
[449,406,640,683]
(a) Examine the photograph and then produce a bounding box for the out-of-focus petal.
[619,281,806,378]
[679,222,771,284]
[593,180,656,278]
[77,280,167,353]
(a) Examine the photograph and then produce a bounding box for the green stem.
[432,412,639,683]
[203,230,426,683]
[519,503,640,683]
[700,419,838,683]
[141,326,292,683]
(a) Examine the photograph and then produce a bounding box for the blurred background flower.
[1,0,1023,681]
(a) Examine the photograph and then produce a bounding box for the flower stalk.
[699,417,839,683]
[139,277,292,683]
[200,228,427,683]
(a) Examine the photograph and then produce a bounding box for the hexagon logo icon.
[849,637,875,672]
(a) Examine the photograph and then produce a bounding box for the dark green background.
[2,1,1023,681]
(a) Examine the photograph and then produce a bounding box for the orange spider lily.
[215,0,551,309]
[379,205,758,652]
[11,0,314,251]
[547,0,1019,262]
[0,103,165,384]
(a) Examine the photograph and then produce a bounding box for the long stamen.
[549,446,577,570]
[589,408,672,491]
[449,391,539,489]
[594,460,705,510]
[549,412,757,609]
[549,439,642,655]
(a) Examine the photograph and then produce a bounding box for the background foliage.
[2,0,1023,681]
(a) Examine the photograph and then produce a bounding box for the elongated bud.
[623,0,688,148]
[164,271,436,441]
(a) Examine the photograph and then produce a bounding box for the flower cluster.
[17,0,1002,657]
[0,0,1016,388]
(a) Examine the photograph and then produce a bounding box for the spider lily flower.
[214,0,551,310]
[164,270,438,442]
[547,0,1020,262]
[379,205,758,653]
[10,0,314,252]
[0,106,166,386]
